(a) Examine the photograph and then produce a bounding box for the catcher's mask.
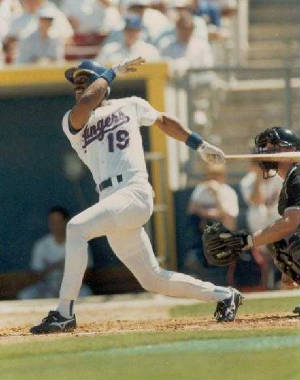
[65,60,111,100]
[254,127,300,179]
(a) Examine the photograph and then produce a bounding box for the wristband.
[185,132,203,150]
[100,68,116,85]
[87,73,100,85]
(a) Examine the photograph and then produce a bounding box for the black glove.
[202,222,253,266]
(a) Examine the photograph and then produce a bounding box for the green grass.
[170,295,300,317]
[0,296,299,380]
[0,329,299,380]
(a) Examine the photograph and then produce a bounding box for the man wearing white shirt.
[19,206,92,299]
[188,163,239,231]
[0,0,22,41]
[97,14,160,64]
[125,0,173,44]
[7,0,73,41]
[240,162,283,289]
[240,163,283,234]
[186,163,239,285]
[160,12,214,73]
[60,0,122,34]
[16,7,64,64]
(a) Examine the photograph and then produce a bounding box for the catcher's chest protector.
[278,164,300,216]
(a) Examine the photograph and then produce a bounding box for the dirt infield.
[0,290,299,343]
[1,313,299,338]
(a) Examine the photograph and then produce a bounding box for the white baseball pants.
[59,181,231,304]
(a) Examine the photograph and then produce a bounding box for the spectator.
[8,0,73,39]
[60,0,122,35]
[217,0,237,17]
[0,0,22,63]
[160,12,214,73]
[240,162,283,289]
[18,206,93,299]
[126,0,172,44]
[97,13,160,64]
[188,163,239,230]
[192,0,221,28]
[169,0,209,41]
[15,7,64,64]
[191,0,230,41]
[5,0,73,63]
[0,0,22,42]
[184,163,239,285]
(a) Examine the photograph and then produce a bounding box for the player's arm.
[70,77,111,131]
[70,57,145,131]
[155,113,225,164]
[155,113,191,142]
[253,209,300,247]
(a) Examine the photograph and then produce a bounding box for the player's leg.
[58,200,117,306]
[108,227,235,302]
[58,186,153,316]
[30,187,153,334]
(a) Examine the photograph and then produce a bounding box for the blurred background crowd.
[0,0,299,300]
[0,0,238,67]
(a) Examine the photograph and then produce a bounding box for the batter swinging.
[30,58,243,334]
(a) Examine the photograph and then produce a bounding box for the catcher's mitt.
[202,222,251,266]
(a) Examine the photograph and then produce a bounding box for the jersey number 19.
[107,130,129,152]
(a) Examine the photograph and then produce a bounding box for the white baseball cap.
[172,0,191,8]
[37,7,56,19]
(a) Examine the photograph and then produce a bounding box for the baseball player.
[203,127,300,286]
[30,58,243,334]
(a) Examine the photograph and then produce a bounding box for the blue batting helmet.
[64,60,107,83]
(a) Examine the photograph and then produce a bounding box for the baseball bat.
[225,152,300,162]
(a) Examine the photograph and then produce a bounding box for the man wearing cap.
[30,57,243,334]
[15,7,64,64]
[121,0,172,45]
[7,0,73,41]
[96,14,160,64]
[160,12,214,73]
[60,0,122,35]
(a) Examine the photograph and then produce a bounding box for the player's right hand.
[198,141,225,164]
[113,57,146,76]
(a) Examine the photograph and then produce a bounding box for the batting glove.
[113,57,146,77]
[198,141,225,164]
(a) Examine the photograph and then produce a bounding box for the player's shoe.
[30,311,76,334]
[293,306,300,315]
[214,288,244,322]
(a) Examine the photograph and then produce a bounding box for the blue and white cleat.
[214,288,244,322]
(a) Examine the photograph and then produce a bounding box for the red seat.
[65,33,108,60]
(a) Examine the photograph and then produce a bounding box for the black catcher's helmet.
[254,127,300,178]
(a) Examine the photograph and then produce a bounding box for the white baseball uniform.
[59,96,232,308]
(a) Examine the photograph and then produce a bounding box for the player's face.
[73,73,90,102]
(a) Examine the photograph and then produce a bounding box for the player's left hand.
[113,57,146,76]
[198,141,225,164]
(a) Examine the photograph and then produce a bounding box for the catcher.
[203,127,300,287]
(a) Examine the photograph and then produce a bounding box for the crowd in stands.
[0,0,238,69]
